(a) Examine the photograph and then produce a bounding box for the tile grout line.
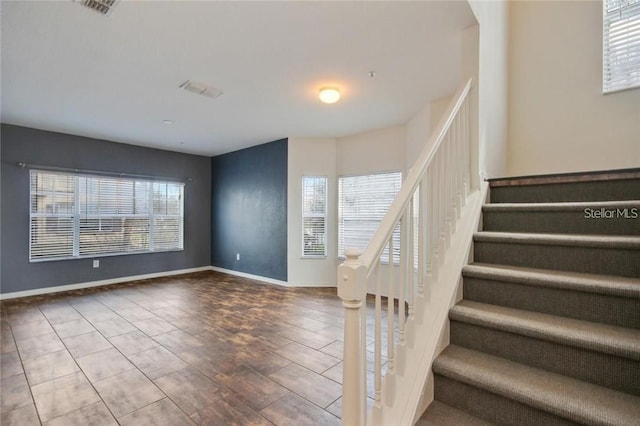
[70,292,198,424]
[3,272,382,424]
[3,307,44,426]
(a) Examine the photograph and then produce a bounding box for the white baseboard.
[0,266,213,300]
[288,282,337,288]
[209,266,290,287]
[1,265,337,300]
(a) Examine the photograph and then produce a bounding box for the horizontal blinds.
[302,176,327,256]
[604,0,640,92]
[153,217,182,251]
[78,176,149,255]
[338,172,402,262]
[30,172,75,259]
[79,217,150,255]
[151,182,184,251]
[29,170,184,261]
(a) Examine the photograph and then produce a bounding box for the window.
[338,171,402,261]
[302,176,327,257]
[30,170,184,261]
[603,0,640,93]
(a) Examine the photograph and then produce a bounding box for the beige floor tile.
[118,397,193,425]
[23,350,80,385]
[43,401,117,426]
[75,347,135,382]
[93,369,164,418]
[31,371,100,422]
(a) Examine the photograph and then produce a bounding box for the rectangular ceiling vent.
[179,80,224,99]
[75,0,118,16]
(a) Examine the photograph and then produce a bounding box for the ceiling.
[1,1,476,157]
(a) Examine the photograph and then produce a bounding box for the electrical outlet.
[93,259,99,268]
[236,253,240,261]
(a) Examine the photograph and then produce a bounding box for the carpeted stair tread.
[433,345,640,425]
[417,401,495,426]
[450,300,640,360]
[474,231,640,249]
[463,263,640,298]
[482,199,640,212]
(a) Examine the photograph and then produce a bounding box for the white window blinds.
[603,0,640,93]
[338,172,402,262]
[30,170,184,261]
[29,172,76,259]
[302,176,327,257]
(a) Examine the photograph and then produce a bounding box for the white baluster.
[463,98,470,196]
[417,183,425,296]
[408,196,415,320]
[337,249,367,426]
[455,114,463,216]
[387,237,395,374]
[426,165,435,280]
[374,262,382,409]
[438,150,447,261]
[399,213,407,346]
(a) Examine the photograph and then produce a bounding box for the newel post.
[338,248,368,426]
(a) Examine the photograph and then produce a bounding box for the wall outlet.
[236,253,240,261]
[93,259,99,268]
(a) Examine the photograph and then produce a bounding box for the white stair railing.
[338,78,477,426]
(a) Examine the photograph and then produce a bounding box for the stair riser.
[433,374,578,426]
[490,179,640,203]
[463,277,640,328]
[473,241,640,278]
[450,321,640,395]
[483,210,640,235]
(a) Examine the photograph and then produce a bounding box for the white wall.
[508,0,640,176]
[337,125,407,176]
[406,103,431,171]
[287,137,338,287]
[406,22,479,178]
[468,0,509,179]
[332,125,407,295]
[405,95,455,173]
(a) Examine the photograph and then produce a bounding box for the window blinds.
[603,0,640,93]
[302,176,327,257]
[30,170,184,261]
[29,172,76,259]
[338,172,402,262]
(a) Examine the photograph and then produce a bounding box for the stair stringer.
[368,182,488,426]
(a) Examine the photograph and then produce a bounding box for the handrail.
[338,77,476,426]
[359,79,473,271]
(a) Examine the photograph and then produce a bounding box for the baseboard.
[210,266,290,287]
[1,265,334,300]
[290,282,337,288]
[0,266,213,300]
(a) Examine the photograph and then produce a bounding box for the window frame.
[29,169,185,262]
[301,175,328,258]
[603,0,640,93]
[338,170,402,263]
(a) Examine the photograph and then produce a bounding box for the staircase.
[419,171,640,425]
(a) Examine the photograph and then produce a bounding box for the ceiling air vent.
[179,80,224,99]
[75,0,118,15]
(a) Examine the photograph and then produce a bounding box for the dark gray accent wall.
[211,139,288,281]
[0,124,211,294]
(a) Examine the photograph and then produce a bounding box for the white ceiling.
[1,1,475,156]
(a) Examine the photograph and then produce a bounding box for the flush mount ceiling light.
[162,120,174,125]
[318,87,341,104]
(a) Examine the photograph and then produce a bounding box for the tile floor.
[1,271,386,425]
